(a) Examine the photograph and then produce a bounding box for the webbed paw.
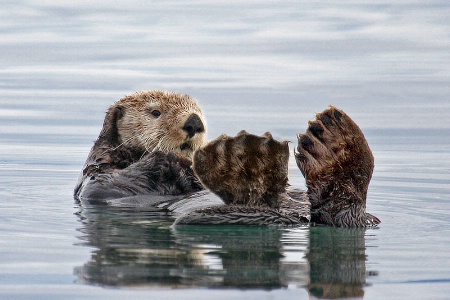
[295,106,378,226]
[193,131,289,208]
[135,151,201,194]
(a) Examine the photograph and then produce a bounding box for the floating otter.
[75,90,380,227]
[74,90,207,200]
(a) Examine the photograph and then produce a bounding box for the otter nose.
[183,114,205,138]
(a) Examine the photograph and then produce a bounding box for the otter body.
[75,90,379,227]
[74,90,207,201]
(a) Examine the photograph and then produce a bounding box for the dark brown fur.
[193,131,289,209]
[295,106,380,227]
[178,106,379,227]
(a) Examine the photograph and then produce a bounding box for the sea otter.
[75,90,380,227]
[74,90,207,200]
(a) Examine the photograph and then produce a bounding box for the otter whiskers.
[97,135,138,158]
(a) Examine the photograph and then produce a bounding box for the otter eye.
[150,109,161,118]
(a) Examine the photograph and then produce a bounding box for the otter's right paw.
[193,131,289,208]
[295,106,379,227]
[133,151,202,195]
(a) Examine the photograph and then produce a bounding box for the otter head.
[113,90,207,159]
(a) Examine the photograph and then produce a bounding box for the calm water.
[1,1,449,299]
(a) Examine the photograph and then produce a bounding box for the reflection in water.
[75,204,377,297]
[307,227,376,299]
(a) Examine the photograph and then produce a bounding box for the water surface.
[1,1,449,299]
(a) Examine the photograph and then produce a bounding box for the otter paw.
[295,107,376,226]
[193,131,289,208]
[136,151,201,194]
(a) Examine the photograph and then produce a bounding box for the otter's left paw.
[193,131,289,208]
[295,106,373,190]
[295,106,378,227]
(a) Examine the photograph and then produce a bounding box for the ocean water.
[1,1,449,299]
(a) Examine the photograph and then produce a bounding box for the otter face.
[115,90,207,159]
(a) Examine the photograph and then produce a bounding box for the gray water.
[1,1,450,299]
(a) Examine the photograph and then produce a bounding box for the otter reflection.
[74,205,377,296]
[307,227,377,298]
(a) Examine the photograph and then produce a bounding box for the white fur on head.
[115,90,207,159]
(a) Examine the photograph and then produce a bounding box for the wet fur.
[179,107,379,227]
[193,131,290,209]
[75,91,379,227]
[74,90,206,201]
[295,106,380,227]
[176,132,309,226]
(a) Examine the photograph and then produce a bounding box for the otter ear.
[115,106,124,119]
[99,105,124,144]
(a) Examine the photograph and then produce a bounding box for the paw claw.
[263,131,273,139]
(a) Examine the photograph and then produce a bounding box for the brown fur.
[181,106,379,227]
[74,90,207,200]
[75,92,379,227]
[193,131,290,209]
[295,106,380,227]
